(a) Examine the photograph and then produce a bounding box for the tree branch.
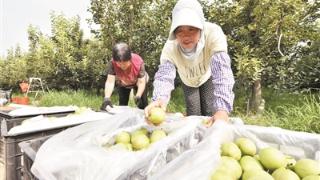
[278,33,285,56]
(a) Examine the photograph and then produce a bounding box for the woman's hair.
[112,42,132,61]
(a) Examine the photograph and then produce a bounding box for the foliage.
[234,46,263,86]
[166,86,186,114]
[89,0,176,79]
[274,39,320,91]
[203,0,320,92]
[0,13,107,91]
[0,47,28,89]
[80,39,108,90]
[26,25,55,82]
[0,0,319,94]
[49,13,86,89]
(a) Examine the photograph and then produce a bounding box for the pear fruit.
[259,147,287,170]
[150,129,167,143]
[302,175,320,180]
[115,131,130,144]
[211,170,234,180]
[148,107,166,125]
[272,167,299,180]
[131,134,150,150]
[236,137,257,156]
[215,156,242,179]
[242,170,273,180]
[240,155,263,172]
[221,142,242,160]
[294,158,320,178]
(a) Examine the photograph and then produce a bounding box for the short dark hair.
[112,42,132,61]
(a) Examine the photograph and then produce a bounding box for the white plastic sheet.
[8,105,76,116]
[31,110,207,180]
[148,120,232,180]
[8,110,112,135]
[149,122,320,180]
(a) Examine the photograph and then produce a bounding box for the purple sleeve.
[152,60,176,103]
[210,51,235,113]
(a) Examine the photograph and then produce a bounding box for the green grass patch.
[37,90,103,111]
[167,87,186,114]
[233,89,320,133]
[263,95,320,133]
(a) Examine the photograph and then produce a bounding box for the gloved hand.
[134,96,141,106]
[100,97,113,111]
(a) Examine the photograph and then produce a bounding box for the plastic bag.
[148,119,233,180]
[149,122,320,180]
[31,109,145,180]
[31,111,207,180]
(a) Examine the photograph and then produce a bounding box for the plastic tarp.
[31,110,207,180]
[8,105,76,116]
[149,122,320,180]
[8,109,112,136]
[7,106,134,135]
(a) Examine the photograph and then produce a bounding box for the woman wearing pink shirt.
[101,42,148,110]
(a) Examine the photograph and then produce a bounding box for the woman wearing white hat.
[145,0,235,125]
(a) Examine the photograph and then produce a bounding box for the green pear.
[150,129,167,143]
[235,137,257,156]
[115,131,130,144]
[242,170,273,180]
[240,155,263,172]
[285,155,297,169]
[259,147,287,170]
[221,142,242,160]
[272,167,299,180]
[211,170,235,180]
[215,156,242,179]
[131,134,150,150]
[294,158,320,178]
[148,107,166,125]
[302,175,320,180]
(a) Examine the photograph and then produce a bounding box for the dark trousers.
[117,85,148,109]
[181,77,213,116]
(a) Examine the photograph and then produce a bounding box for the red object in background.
[11,97,29,105]
[19,82,29,93]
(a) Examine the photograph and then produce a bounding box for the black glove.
[134,96,142,106]
[100,97,113,111]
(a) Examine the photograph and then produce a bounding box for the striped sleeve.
[152,60,176,103]
[210,51,235,113]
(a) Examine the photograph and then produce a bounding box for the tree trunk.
[249,79,263,114]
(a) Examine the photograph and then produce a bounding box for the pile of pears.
[211,137,320,180]
[110,128,167,151]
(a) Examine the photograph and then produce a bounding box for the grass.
[33,90,103,110]
[33,88,187,112]
[232,88,320,133]
[21,87,320,133]
[166,87,186,114]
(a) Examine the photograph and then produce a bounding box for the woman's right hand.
[144,99,167,120]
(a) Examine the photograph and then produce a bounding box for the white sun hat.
[168,0,205,40]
